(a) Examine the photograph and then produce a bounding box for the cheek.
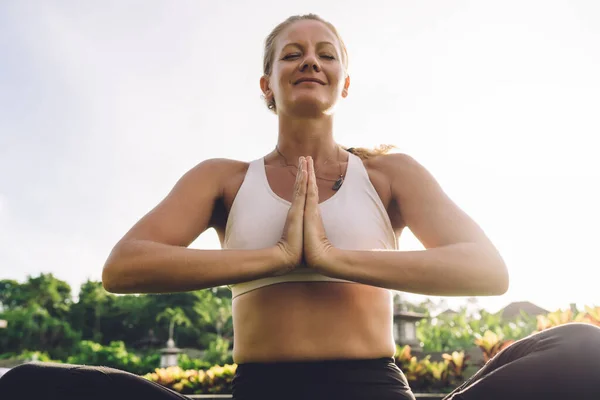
[326,68,345,89]
[269,69,291,96]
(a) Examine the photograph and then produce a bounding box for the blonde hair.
[263,15,395,160]
[342,144,397,160]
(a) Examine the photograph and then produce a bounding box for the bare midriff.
[231,281,396,364]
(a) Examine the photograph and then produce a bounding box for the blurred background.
[1,0,598,393]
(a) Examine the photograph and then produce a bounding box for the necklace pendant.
[332,176,344,191]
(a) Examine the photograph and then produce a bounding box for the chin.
[286,98,335,117]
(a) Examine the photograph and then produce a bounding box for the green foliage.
[0,274,236,376]
[416,306,537,352]
[178,353,211,371]
[67,341,139,371]
[0,279,24,310]
[0,350,58,363]
[156,307,192,341]
[65,341,159,375]
[193,289,232,339]
[0,274,72,318]
[0,303,80,359]
[1,274,234,358]
[69,280,116,343]
[203,336,233,366]
[138,352,162,373]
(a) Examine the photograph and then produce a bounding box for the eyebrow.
[280,41,336,51]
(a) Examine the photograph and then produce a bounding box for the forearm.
[324,243,509,296]
[102,239,283,294]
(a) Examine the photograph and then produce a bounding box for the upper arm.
[387,154,496,250]
[117,158,230,248]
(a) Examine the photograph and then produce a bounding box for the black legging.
[443,322,600,399]
[1,323,599,400]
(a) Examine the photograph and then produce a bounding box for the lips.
[294,78,326,85]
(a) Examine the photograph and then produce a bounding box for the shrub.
[143,363,237,394]
[66,341,158,375]
[178,353,211,371]
[536,306,600,331]
[395,345,468,393]
[474,331,514,363]
[202,336,232,366]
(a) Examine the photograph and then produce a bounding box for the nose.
[300,53,321,72]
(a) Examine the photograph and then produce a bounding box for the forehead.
[276,19,339,50]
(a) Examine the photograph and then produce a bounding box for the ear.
[260,75,272,100]
[341,75,350,98]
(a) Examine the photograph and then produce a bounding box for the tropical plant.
[474,330,514,363]
[156,307,192,342]
[395,345,468,393]
[143,363,237,394]
[442,350,469,381]
[536,306,600,331]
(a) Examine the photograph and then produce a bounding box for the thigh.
[0,362,189,400]
[444,323,600,400]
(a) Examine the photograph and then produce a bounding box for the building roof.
[393,310,427,320]
[436,309,459,317]
[499,301,549,319]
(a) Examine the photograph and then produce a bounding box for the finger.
[306,157,319,204]
[292,157,307,211]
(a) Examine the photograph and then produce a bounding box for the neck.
[275,114,338,164]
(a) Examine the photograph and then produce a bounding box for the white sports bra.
[224,152,397,299]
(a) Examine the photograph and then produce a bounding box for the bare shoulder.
[360,153,423,231]
[187,157,249,181]
[181,157,249,196]
[363,152,428,191]
[364,152,422,174]
[117,157,249,247]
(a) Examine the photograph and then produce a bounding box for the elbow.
[498,263,510,295]
[102,263,120,293]
[489,255,509,296]
[474,244,509,296]
[103,263,138,294]
[489,269,509,296]
[101,242,134,294]
[102,259,126,294]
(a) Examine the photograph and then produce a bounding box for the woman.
[2,13,599,400]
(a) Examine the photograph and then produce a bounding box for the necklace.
[275,145,345,191]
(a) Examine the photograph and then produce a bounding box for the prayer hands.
[302,157,336,270]
[275,156,336,274]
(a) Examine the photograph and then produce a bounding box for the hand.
[303,156,336,270]
[274,157,307,275]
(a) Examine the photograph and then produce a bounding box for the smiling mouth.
[294,79,325,85]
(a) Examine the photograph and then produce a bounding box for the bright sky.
[1,1,599,314]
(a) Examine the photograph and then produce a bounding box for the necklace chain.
[275,145,345,190]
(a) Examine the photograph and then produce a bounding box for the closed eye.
[282,54,335,60]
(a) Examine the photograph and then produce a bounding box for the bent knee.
[0,362,37,386]
[552,322,600,342]
[2,361,72,381]
[3,362,42,375]
[547,323,600,360]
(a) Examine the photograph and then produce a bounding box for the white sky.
[1,0,599,314]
